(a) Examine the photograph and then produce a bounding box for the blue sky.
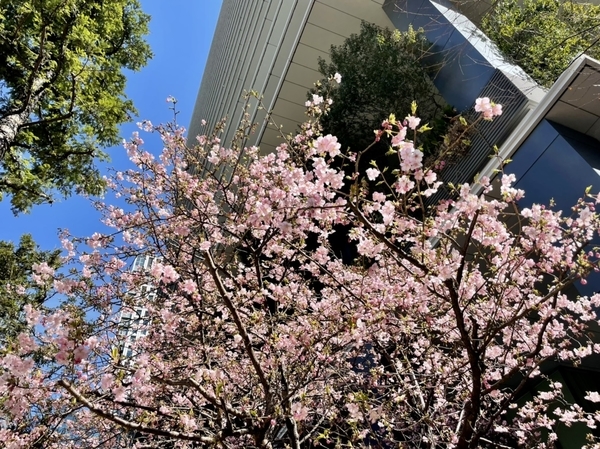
[0,0,223,250]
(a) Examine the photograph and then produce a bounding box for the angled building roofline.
[476,55,600,193]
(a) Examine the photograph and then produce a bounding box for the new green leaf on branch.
[482,0,600,88]
[0,0,152,213]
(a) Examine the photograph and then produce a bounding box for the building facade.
[190,0,600,291]
[190,1,600,445]
[188,0,392,155]
[116,255,156,359]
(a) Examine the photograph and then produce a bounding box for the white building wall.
[116,255,156,360]
[188,0,314,150]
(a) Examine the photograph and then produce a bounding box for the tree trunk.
[0,109,31,161]
[0,77,46,161]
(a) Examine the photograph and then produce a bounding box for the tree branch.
[204,250,273,412]
[58,379,217,443]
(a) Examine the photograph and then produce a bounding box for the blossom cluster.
[475,96,503,119]
[2,96,600,449]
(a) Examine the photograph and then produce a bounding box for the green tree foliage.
[481,0,600,88]
[314,22,445,161]
[0,0,152,213]
[0,234,61,345]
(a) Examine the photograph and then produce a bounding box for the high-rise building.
[189,2,600,445]
[190,0,600,287]
[116,255,156,359]
[189,0,599,156]
[188,0,392,155]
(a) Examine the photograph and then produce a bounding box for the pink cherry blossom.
[391,127,407,146]
[315,134,341,157]
[405,115,421,130]
[4,97,600,449]
[585,392,600,403]
[475,96,502,120]
[365,168,380,181]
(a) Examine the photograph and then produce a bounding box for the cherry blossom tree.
[2,90,600,449]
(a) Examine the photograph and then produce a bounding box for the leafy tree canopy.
[0,0,152,213]
[481,0,600,88]
[0,234,61,345]
[314,22,446,160]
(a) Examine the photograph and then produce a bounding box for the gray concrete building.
[188,0,392,155]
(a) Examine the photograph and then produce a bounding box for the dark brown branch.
[155,375,250,420]
[204,250,273,412]
[348,200,429,273]
[280,364,301,449]
[446,211,482,449]
[58,379,217,443]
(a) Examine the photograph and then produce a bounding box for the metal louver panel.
[428,69,529,204]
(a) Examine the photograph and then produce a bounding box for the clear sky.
[0,0,223,251]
